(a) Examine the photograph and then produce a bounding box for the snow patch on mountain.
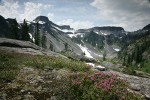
[89,51,103,57]
[38,21,45,24]
[61,29,75,33]
[100,31,108,35]
[68,33,85,38]
[95,31,99,34]
[86,63,95,67]
[52,25,61,31]
[113,48,120,52]
[77,44,93,58]
[29,33,35,42]
[51,25,75,33]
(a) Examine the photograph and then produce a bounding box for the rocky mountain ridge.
[0,15,150,59]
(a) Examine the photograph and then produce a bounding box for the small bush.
[67,71,142,100]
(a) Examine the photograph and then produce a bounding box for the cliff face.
[143,24,150,30]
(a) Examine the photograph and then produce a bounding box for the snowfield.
[68,33,85,38]
[77,44,93,58]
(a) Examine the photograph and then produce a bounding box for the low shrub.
[67,71,142,100]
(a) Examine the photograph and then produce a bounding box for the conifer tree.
[103,50,107,61]
[10,19,19,39]
[41,33,47,49]
[64,43,68,51]
[127,54,131,64]
[49,42,53,51]
[35,21,40,46]
[21,19,30,41]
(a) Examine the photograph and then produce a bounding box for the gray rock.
[0,38,41,50]
[0,38,67,58]
[109,71,150,99]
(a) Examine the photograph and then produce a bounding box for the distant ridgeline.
[0,14,150,60]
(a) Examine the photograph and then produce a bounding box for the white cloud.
[0,0,53,21]
[90,0,150,31]
[20,2,51,21]
[57,19,94,30]
[0,0,20,19]
[47,13,54,21]
[19,2,43,21]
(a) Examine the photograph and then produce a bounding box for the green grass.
[139,59,150,73]
[123,59,150,75]
[0,50,90,83]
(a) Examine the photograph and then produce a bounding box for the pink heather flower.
[102,88,107,91]
[107,84,111,89]
[83,73,87,79]
[121,96,125,100]
[95,83,98,88]
[72,80,81,85]
[109,92,112,95]
[89,76,94,80]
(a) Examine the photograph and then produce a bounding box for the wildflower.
[89,76,94,81]
[72,80,81,85]
[94,83,99,88]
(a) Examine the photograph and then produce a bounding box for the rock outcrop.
[0,38,66,57]
[108,71,150,99]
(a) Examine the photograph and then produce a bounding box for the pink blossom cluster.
[70,71,142,99]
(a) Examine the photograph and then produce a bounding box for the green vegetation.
[103,50,107,61]
[0,50,145,99]
[10,19,19,40]
[64,42,68,51]
[41,32,47,49]
[0,50,90,83]
[67,71,143,100]
[35,21,41,46]
[21,19,30,41]
[123,59,150,75]
[118,32,150,74]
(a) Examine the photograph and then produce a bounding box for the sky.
[0,0,150,31]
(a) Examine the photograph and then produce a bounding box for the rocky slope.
[103,70,150,99]
[69,26,125,58]
[0,38,66,57]
[29,16,83,55]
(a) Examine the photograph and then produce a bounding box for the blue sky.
[0,0,150,31]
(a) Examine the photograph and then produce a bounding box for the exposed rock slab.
[109,71,150,99]
[0,38,41,50]
[0,38,66,58]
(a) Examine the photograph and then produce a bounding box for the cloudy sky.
[0,0,150,31]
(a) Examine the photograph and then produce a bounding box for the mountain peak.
[34,16,49,23]
[142,24,150,30]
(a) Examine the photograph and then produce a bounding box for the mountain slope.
[68,26,125,58]
[29,16,82,55]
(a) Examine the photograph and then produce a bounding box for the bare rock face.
[109,71,150,99]
[0,38,41,50]
[0,38,66,58]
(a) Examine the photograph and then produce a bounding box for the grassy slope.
[0,50,90,83]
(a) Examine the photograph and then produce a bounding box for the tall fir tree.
[64,43,68,51]
[35,21,40,46]
[41,33,47,49]
[127,54,131,64]
[10,19,19,39]
[21,19,30,41]
[103,50,107,61]
[49,42,53,51]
